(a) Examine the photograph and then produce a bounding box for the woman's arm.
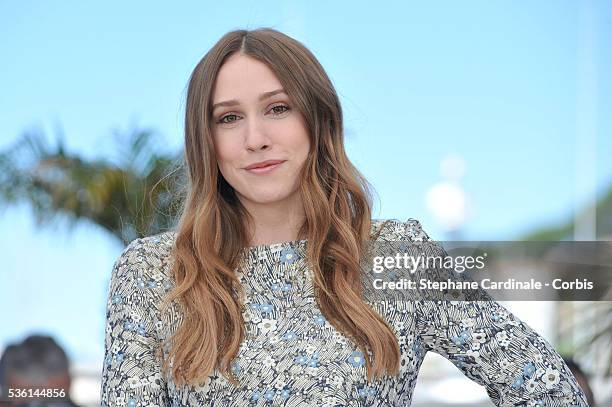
[100,238,170,406]
[406,220,589,406]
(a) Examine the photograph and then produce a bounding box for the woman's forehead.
[212,54,283,102]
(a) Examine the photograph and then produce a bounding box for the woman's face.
[211,53,311,208]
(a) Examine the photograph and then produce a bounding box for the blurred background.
[1,1,610,405]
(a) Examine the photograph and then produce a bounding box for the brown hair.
[160,27,400,387]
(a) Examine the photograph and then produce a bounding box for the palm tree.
[0,128,186,245]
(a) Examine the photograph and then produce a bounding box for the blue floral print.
[280,246,298,264]
[100,218,589,406]
[282,331,297,341]
[313,314,326,325]
[348,350,366,367]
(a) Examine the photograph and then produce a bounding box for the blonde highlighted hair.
[160,27,400,387]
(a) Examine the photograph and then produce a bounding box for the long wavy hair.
[159,27,400,387]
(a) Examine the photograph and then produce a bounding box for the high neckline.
[245,239,308,252]
[238,239,308,268]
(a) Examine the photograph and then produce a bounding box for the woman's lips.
[245,161,285,174]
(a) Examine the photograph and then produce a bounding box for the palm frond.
[0,128,186,245]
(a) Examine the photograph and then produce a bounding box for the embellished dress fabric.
[100,218,588,406]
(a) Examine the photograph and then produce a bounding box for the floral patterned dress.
[100,218,589,406]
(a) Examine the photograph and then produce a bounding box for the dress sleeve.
[100,238,170,406]
[407,220,589,406]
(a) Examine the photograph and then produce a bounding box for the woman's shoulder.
[369,217,434,242]
[106,231,180,343]
[124,230,177,254]
[112,230,177,282]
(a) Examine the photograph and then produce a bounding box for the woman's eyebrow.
[212,89,286,111]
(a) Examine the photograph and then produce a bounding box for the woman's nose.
[244,116,271,151]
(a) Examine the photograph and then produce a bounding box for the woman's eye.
[270,104,290,115]
[218,114,239,124]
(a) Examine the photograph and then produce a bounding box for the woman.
[100,28,589,406]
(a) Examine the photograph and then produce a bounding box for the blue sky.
[1,1,610,365]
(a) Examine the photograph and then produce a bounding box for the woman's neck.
[241,195,306,246]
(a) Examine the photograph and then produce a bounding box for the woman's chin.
[240,192,296,206]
